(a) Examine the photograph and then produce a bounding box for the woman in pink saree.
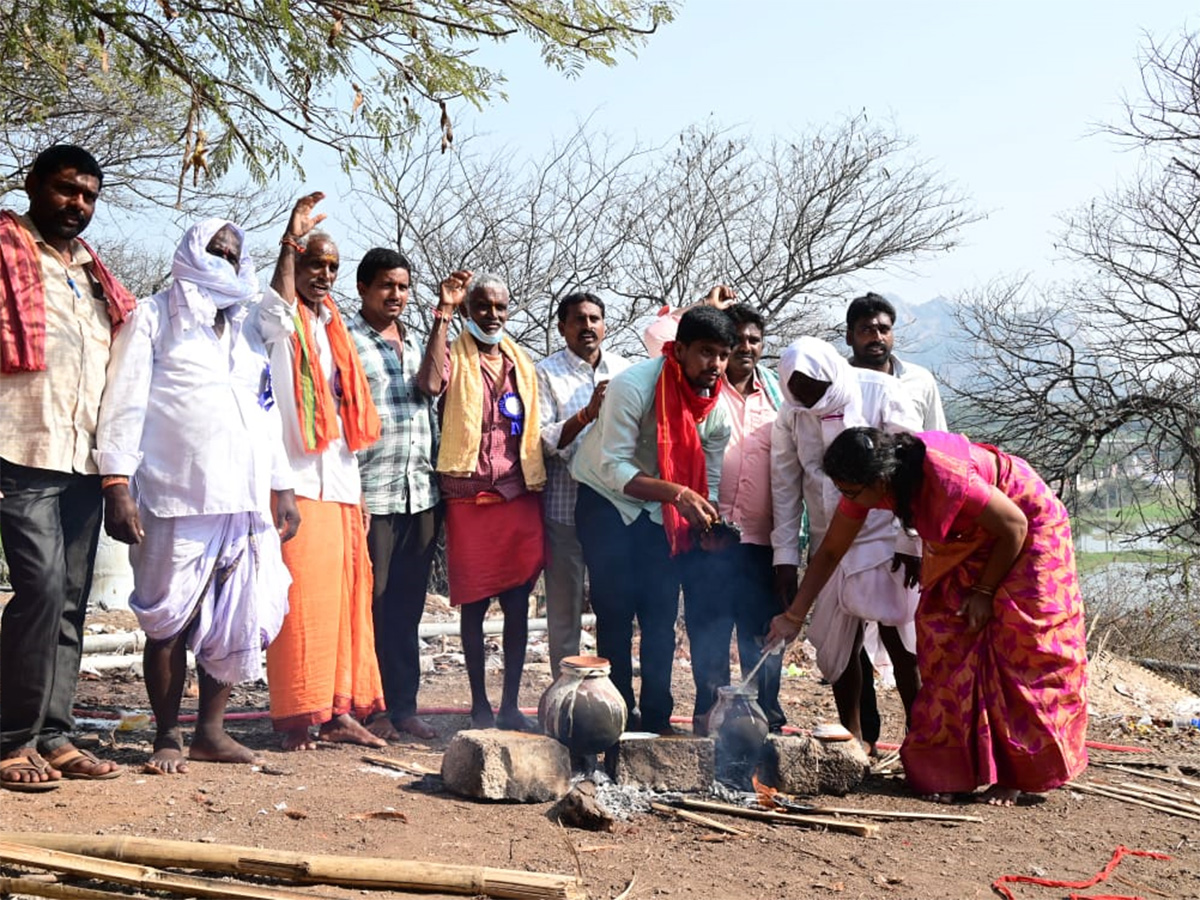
[767,427,1088,805]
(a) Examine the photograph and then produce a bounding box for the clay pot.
[538,656,628,755]
[708,683,769,789]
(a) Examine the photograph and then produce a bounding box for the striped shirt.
[348,313,439,514]
[535,346,631,524]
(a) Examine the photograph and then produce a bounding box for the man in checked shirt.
[535,292,631,678]
[347,248,442,741]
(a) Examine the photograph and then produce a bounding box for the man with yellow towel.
[417,270,545,730]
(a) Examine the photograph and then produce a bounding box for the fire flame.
[752,774,784,810]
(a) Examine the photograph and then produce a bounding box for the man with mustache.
[259,193,387,752]
[572,304,735,735]
[0,145,134,791]
[844,291,946,755]
[643,290,786,733]
[419,271,545,730]
[96,219,300,774]
[348,248,442,742]
[535,292,630,678]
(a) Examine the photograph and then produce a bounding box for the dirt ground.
[2,605,1199,900]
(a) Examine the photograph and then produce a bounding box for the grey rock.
[759,734,868,796]
[441,729,572,802]
[613,735,714,793]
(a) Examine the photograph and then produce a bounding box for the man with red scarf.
[571,305,736,735]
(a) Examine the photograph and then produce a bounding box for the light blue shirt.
[570,356,730,526]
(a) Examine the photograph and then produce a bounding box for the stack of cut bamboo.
[0,834,585,900]
[1073,764,1200,823]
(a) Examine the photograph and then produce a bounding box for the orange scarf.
[0,210,136,373]
[290,295,380,453]
[655,342,722,555]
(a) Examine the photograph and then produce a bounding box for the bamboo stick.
[650,802,747,836]
[0,842,327,900]
[0,876,159,900]
[1070,783,1200,822]
[1098,763,1200,792]
[769,802,982,823]
[0,833,586,900]
[670,799,879,836]
[361,753,437,775]
[1115,780,1200,807]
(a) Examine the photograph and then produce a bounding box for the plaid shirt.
[348,313,439,514]
[536,346,631,524]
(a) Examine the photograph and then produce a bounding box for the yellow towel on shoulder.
[437,330,546,490]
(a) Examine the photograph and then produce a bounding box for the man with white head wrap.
[769,337,921,753]
[96,218,300,774]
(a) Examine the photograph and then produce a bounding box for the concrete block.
[613,735,714,793]
[441,729,571,802]
[759,734,868,796]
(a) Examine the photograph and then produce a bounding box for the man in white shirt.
[844,292,946,431]
[845,291,948,751]
[535,292,630,678]
[97,218,300,773]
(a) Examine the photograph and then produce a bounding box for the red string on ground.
[991,845,1170,900]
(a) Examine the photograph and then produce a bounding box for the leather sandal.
[0,751,61,792]
[43,745,123,780]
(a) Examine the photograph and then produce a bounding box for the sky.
[444,0,1197,304]
[91,1,1199,308]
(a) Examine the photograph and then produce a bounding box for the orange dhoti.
[267,497,385,730]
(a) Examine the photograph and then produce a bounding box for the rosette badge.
[499,391,524,435]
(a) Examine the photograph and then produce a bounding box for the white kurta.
[770,365,922,681]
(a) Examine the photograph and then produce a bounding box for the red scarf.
[290,295,381,453]
[655,342,722,555]
[0,210,136,373]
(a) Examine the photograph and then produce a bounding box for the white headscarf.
[168,218,259,334]
[778,336,860,417]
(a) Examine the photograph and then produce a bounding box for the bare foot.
[496,708,536,732]
[317,714,387,748]
[366,718,404,743]
[281,727,319,752]
[145,731,189,774]
[189,728,261,765]
[394,715,438,740]
[471,705,497,729]
[921,793,957,804]
[979,785,1021,807]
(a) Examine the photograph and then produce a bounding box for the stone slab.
[759,734,869,796]
[441,729,571,802]
[613,735,714,793]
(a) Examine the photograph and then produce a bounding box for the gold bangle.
[100,475,129,489]
[969,584,997,597]
[782,607,805,627]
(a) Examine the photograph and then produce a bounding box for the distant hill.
[881,293,968,383]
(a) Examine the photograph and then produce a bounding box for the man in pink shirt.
[644,294,786,732]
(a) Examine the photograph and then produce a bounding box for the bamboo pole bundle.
[0,833,586,900]
[670,799,879,836]
[1070,783,1200,822]
[1097,762,1200,792]
[0,842,327,900]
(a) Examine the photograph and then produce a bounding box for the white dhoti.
[130,510,291,685]
[807,536,917,683]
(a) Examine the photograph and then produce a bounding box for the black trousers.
[574,485,680,733]
[680,541,786,729]
[366,505,443,722]
[0,459,102,755]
